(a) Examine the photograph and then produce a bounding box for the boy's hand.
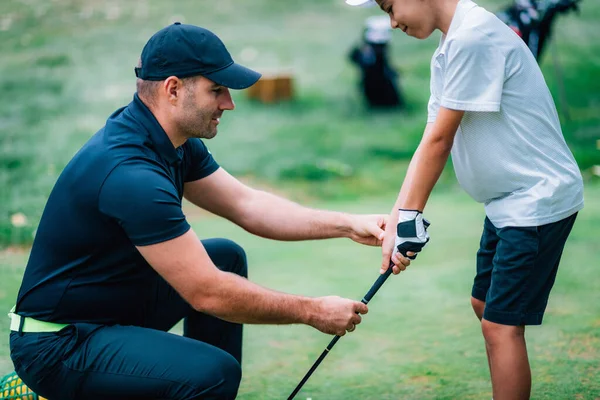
[395,209,430,259]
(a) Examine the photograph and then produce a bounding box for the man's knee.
[471,296,485,321]
[223,239,247,278]
[204,238,248,278]
[230,240,247,277]
[481,319,525,346]
[189,353,242,400]
[206,354,242,399]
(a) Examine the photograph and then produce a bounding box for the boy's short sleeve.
[98,162,190,246]
[441,31,506,112]
[427,94,441,123]
[184,138,220,182]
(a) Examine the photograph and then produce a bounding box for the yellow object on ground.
[0,371,46,400]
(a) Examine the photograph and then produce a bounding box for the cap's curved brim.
[345,0,376,6]
[204,62,262,90]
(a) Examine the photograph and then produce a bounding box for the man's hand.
[347,214,387,246]
[308,296,368,336]
[381,209,430,274]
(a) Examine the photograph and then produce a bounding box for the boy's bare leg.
[471,297,492,375]
[481,319,531,400]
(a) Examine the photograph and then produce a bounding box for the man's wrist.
[299,297,319,326]
[335,212,354,238]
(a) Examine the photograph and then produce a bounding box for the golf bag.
[349,41,404,109]
[496,0,581,61]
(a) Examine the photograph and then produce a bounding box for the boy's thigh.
[472,217,500,303]
[64,325,241,400]
[472,214,577,326]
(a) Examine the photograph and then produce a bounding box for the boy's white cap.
[345,0,377,7]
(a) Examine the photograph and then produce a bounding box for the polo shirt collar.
[439,0,478,51]
[129,93,182,165]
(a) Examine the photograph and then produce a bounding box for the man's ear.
[163,76,182,104]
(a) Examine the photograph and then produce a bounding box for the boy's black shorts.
[471,213,577,326]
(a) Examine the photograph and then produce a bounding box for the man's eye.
[387,6,393,14]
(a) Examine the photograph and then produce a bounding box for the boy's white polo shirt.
[427,0,584,228]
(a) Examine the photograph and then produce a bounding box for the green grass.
[1,0,599,245]
[1,185,599,399]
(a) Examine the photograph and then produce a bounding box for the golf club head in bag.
[348,16,405,109]
[496,0,582,60]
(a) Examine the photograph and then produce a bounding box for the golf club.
[287,261,395,400]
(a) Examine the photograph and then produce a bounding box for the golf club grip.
[362,262,394,304]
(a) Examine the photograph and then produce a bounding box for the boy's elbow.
[424,134,454,156]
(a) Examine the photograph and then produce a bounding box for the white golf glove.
[394,209,431,260]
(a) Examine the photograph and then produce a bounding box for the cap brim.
[345,0,376,7]
[204,62,261,90]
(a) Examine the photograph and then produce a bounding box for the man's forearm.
[138,229,326,328]
[193,270,317,325]
[235,189,353,241]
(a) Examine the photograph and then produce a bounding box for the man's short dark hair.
[136,59,200,106]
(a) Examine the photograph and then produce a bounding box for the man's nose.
[220,88,235,110]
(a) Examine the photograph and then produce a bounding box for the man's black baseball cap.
[135,22,261,90]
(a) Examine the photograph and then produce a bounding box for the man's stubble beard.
[179,91,217,140]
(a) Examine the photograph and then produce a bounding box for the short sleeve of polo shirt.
[427,50,443,123]
[440,31,506,112]
[98,161,190,246]
[184,138,220,182]
[427,93,441,123]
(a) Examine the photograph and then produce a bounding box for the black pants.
[10,238,247,400]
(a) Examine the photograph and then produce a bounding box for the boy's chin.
[411,28,436,39]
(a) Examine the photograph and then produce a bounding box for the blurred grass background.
[1,0,598,244]
[0,0,599,398]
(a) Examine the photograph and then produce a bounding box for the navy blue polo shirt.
[15,93,219,325]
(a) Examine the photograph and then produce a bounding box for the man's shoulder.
[97,157,179,216]
[58,122,159,205]
[101,154,168,193]
[80,124,151,166]
[92,111,161,171]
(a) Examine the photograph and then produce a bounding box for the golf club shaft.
[287,263,394,400]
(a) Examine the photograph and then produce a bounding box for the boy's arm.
[381,107,464,272]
